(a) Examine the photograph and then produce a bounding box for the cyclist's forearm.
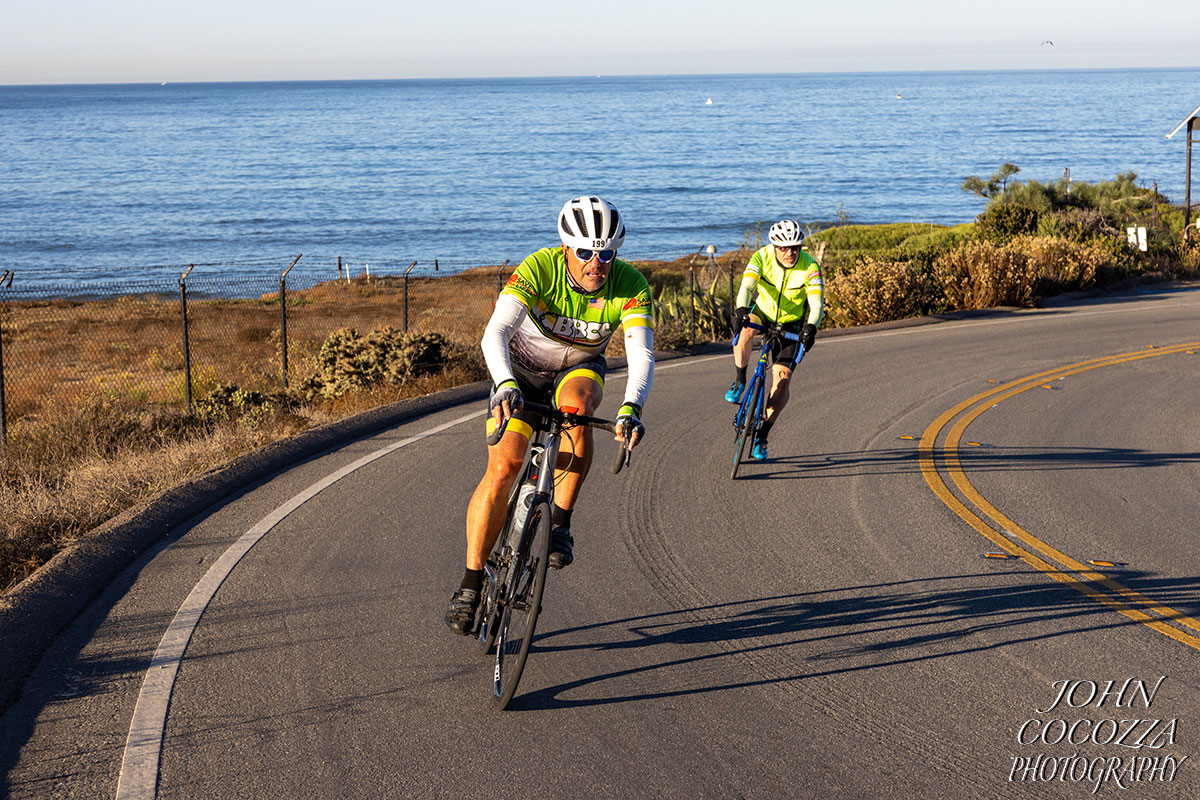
[623,325,654,410]
[481,295,526,386]
[806,290,825,328]
[736,274,757,309]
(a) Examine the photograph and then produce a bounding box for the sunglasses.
[574,247,616,264]
[775,245,803,254]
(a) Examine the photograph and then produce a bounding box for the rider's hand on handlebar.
[489,380,524,428]
[615,402,644,449]
[734,306,751,333]
[800,323,817,351]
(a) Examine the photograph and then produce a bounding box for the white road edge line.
[115,409,483,800]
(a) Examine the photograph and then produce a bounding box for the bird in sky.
[1041,40,1054,46]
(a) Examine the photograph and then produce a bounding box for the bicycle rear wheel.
[493,497,552,709]
[730,375,762,480]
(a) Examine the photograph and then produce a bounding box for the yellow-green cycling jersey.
[735,244,824,327]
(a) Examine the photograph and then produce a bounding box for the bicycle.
[730,320,805,479]
[475,401,631,709]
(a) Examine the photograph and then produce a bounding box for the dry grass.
[824,258,941,327]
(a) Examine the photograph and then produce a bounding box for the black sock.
[552,505,572,530]
[757,419,774,440]
[461,568,484,594]
[736,365,747,383]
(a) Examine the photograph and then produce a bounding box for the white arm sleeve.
[481,295,527,387]
[622,325,655,411]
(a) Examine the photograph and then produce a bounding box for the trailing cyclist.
[724,218,824,460]
[445,195,655,634]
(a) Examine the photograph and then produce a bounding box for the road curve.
[3,283,1200,800]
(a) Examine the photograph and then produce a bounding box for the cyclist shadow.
[506,568,1200,711]
[736,445,1200,481]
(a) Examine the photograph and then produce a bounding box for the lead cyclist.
[445,196,656,634]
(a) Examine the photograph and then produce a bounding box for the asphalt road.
[3,284,1200,799]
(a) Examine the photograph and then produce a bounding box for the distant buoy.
[705,98,712,105]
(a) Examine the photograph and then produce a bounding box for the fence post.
[0,277,8,447]
[689,267,696,346]
[179,265,195,413]
[402,260,418,332]
[279,255,301,389]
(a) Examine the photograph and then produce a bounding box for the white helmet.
[558,196,626,251]
[768,219,805,247]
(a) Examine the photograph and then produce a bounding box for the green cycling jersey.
[499,246,654,374]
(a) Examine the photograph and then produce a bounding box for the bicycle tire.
[492,497,552,709]
[730,374,763,479]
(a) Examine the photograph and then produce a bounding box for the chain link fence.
[0,257,515,442]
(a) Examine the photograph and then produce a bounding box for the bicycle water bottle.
[508,482,536,548]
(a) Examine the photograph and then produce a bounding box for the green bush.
[975,204,1040,244]
[300,327,466,400]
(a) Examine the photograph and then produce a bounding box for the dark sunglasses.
[574,247,616,263]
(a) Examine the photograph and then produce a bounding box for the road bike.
[475,402,631,709]
[730,320,805,479]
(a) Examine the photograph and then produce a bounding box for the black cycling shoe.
[548,527,574,569]
[444,587,480,635]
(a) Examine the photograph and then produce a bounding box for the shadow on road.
[509,569,1200,711]
[739,445,1200,481]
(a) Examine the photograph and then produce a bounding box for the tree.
[962,162,1022,199]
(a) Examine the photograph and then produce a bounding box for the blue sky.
[3,0,1197,84]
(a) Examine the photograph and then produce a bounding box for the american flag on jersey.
[588,297,605,309]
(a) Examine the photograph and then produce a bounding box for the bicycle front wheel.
[731,375,762,479]
[492,497,552,709]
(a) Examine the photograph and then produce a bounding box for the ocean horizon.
[3,67,1198,287]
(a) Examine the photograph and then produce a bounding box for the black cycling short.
[747,310,804,369]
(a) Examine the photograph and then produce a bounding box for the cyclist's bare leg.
[550,374,602,511]
[464,429,527,570]
[763,364,792,423]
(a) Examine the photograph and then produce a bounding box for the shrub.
[1035,207,1110,242]
[300,327,469,400]
[824,258,940,327]
[975,204,1040,244]
[1009,236,1093,289]
[934,241,1038,309]
[196,383,273,425]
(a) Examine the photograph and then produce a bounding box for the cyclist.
[724,218,824,460]
[445,195,655,634]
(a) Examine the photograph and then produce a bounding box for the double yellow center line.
[919,342,1200,651]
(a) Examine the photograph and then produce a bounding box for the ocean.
[2,68,1198,286]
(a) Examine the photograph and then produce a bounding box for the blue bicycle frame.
[730,320,805,478]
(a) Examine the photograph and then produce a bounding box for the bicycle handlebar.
[733,320,801,346]
[491,401,634,474]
